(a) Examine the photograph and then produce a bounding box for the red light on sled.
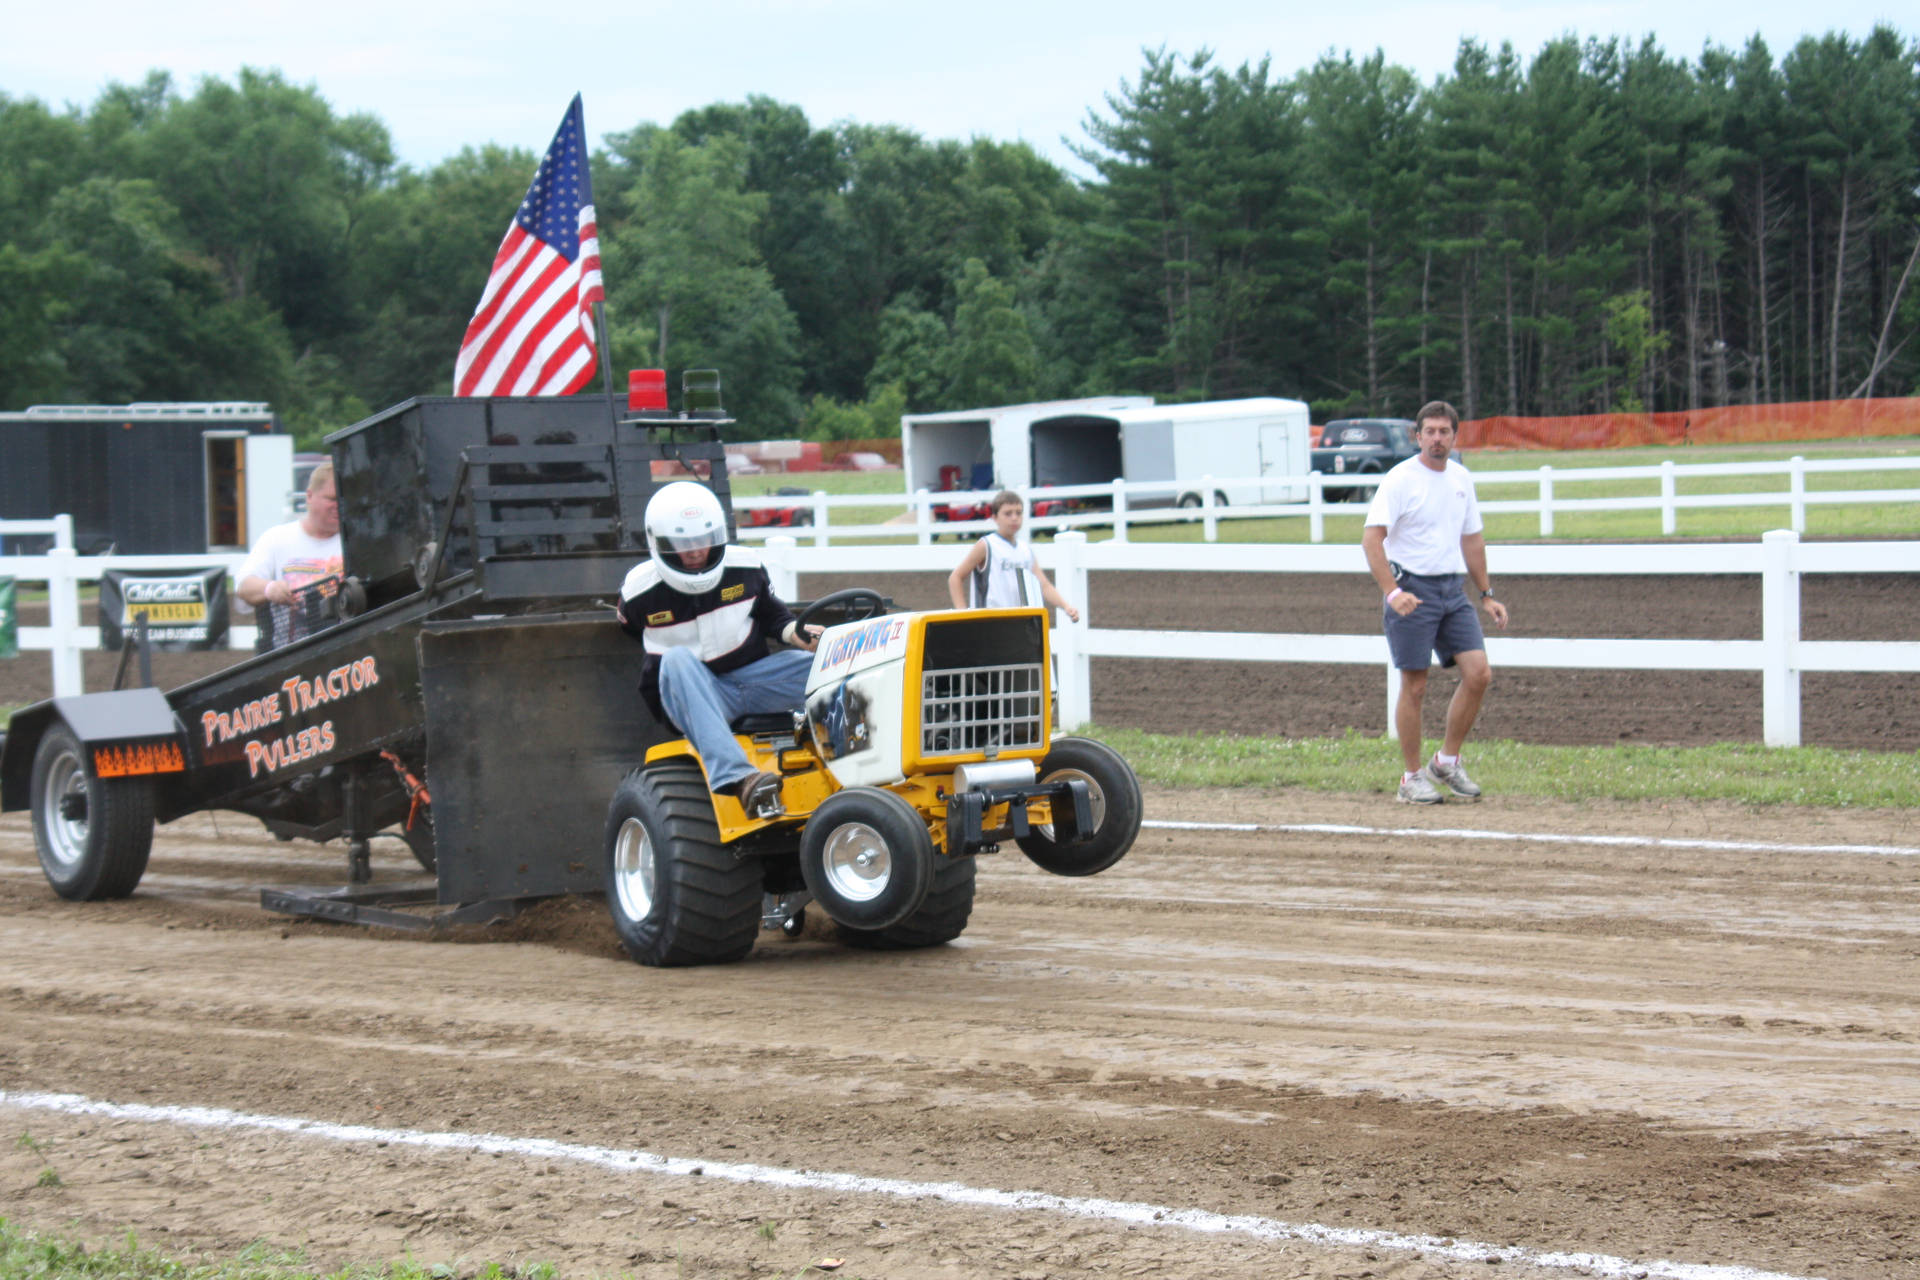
[628,369,668,412]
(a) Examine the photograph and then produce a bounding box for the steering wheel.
[796,587,887,633]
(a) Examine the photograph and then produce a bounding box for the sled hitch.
[945,778,1093,856]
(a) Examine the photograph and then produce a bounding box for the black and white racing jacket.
[616,545,799,723]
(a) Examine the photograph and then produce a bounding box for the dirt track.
[2,561,1917,1276]
[3,791,1918,1279]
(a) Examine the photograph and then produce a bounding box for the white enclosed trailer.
[901,395,1311,505]
[1100,397,1312,506]
[900,397,1152,496]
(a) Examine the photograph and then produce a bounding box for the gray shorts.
[1383,572,1485,670]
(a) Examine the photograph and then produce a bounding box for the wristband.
[1385,587,1405,603]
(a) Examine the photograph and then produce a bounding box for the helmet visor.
[653,526,726,575]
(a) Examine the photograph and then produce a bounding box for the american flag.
[453,94,604,396]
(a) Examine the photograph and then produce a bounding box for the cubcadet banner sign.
[0,577,15,659]
[98,567,230,651]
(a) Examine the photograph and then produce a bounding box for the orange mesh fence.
[818,438,902,466]
[1458,397,1920,451]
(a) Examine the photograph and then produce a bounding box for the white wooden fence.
[0,516,258,697]
[734,454,1920,546]
[756,529,1920,749]
[7,516,1916,750]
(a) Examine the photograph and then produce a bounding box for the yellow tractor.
[603,591,1140,965]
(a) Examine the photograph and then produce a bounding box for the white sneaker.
[1424,755,1481,802]
[1397,771,1444,804]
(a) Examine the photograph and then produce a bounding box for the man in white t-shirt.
[1361,402,1510,804]
[238,459,344,649]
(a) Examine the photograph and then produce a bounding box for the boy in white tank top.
[946,491,1081,621]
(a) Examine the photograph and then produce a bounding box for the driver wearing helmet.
[617,481,818,817]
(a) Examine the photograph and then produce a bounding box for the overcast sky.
[5,2,1909,176]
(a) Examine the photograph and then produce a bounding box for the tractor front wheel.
[1015,736,1142,877]
[799,788,933,931]
[604,760,761,966]
[30,725,155,900]
[836,852,975,950]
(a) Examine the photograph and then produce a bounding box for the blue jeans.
[656,646,814,794]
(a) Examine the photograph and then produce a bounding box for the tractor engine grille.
[917,612,1049,758]
[920,663,1045,757]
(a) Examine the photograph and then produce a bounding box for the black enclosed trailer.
[0,402,292,554]
[0,390,739,920]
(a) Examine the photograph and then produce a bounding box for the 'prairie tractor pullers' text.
[198,656,381,777]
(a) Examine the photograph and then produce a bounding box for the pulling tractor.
[609,594,1140,964]
[1,378,1140,964]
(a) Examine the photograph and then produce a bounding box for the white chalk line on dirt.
[0,1089,1814,1280]
[1142,818,1920,858]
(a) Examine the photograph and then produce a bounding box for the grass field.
[733,437,1920,543]
[0,1218,562,1280]
[1088,726,1919,808]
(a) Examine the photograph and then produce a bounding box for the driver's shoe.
[736,770,786,819]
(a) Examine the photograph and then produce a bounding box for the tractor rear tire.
[836,852,975,950]
[1015,736,1142,877]
[30,724,155,900]
[604,760,761,967]
[799,787,933,932]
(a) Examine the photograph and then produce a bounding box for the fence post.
[1660,460,1676,536]
[1760,529,1801,748]
[1202,475,1218,543]
[763,535,799,601]
[1539,465,1555,537]
[915,489,932,546]
[1308,471,1325,545]
[1050,531,1091,730]
[1110,479,1128,544]
[811,491,829,548]
[47,541,83,697]
[1788,456,1806,534]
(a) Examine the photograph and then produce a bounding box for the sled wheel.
[604,760,762,967]
[31,724,155,900]
[401,809,436,874]
[799,787,933,932]
[1015,736,1142,877]
[836,852,975,950]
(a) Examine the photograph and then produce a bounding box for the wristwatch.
[1479,587,1495,600]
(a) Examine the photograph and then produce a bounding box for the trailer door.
[1258,420,1302,502]
[202,431,249,549]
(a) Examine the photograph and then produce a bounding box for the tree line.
[1,28,1915,447]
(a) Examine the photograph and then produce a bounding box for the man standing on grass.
[1361,401,1510,804]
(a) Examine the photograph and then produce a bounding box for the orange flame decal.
[93,740,186,777]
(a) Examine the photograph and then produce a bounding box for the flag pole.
[593,298,619,422]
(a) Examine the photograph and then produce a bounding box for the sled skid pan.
[259,884,531,931]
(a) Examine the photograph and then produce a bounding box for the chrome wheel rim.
[821,821,892,903]
[612,816,657,921]
[1037,767,1105,842]
[42,748,89,870]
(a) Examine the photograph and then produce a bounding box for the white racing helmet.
[644,481,729,594]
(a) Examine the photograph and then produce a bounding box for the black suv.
[1310,418,1418,502]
